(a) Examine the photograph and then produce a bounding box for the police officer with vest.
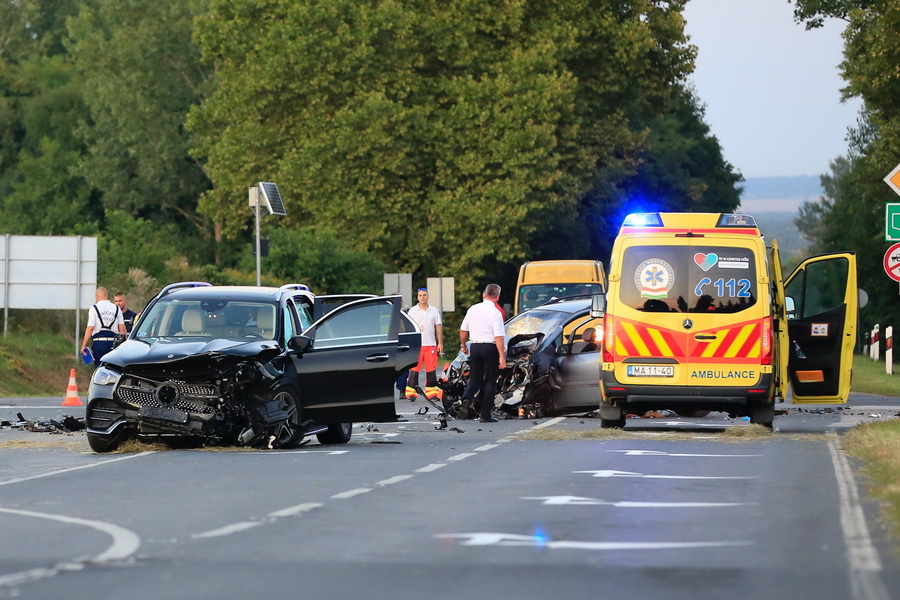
[81,287,127,364]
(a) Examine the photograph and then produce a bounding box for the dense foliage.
[1,0,739,309]
[793,0,900,331]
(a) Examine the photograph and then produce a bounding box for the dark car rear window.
[620,245,757,314]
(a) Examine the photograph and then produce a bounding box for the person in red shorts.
[404,288,444,401]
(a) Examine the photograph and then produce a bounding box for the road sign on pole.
[883,242,900,282]
[886,203,900,241]
[886,162,900,197]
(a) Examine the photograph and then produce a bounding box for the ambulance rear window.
[621,246,757,314]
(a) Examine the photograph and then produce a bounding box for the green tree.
[793,1,900,331]
[66,0,214,258]
[261,226,389,294]
[0,0,95,235]
[188,0,722,298]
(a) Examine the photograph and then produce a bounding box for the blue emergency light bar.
[622,213,664,227]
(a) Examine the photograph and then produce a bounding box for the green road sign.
[887,203,900,242]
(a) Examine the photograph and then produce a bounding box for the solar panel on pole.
[259,182,286,216]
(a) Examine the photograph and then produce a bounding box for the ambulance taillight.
[603,314,615,363]
[760,317,773,366]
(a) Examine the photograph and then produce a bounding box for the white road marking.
[436,532,751,550]
[827,433,890,600]
[608,450,760,457]
[376,475,414,486]
[447,453,477,461]
[0,452,155,487]
[416,463,447,472]
[196,420,547,540]
[192,521,261,538]
[331,488,373,499]
[523,495,751,508]
[268,503,323,518]
[0,507,141,587]
[532,417,565,429]
[574,470,757,480]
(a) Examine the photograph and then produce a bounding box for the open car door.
[551,314,604,413]
[290,296,420,423]
[313,294,377,320]
[782,252,857,404]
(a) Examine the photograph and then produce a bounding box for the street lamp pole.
[250,186,262,286]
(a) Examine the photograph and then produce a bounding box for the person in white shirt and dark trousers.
[459,283,507,423]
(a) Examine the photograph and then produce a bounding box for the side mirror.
[785,296,796,320]
[113,334,127,348]
[590,293,606,318]
[288,335,314,354]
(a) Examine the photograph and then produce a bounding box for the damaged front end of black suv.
[86,338,303,452]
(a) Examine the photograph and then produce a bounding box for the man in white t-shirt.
[80,287,127,364]
[405,288,444,401]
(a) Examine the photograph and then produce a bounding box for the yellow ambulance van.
[596,212,857,428]
[515,260,606,314]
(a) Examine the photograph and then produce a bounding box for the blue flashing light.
[716,213,758,228]
[622,213,664,227]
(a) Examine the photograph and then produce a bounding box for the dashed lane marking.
[415,463,447,473]
[331,488,373,499]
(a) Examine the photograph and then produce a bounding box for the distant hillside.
[738,175,823,213]
[736,176,823,262]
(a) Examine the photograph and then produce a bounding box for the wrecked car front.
[87,337,286,445]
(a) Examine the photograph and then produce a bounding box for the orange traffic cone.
[62,368,83,407]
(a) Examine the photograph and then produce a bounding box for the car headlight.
[92,366,122,386]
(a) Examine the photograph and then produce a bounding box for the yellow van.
[515,260,606,315]
[597,212,857,428]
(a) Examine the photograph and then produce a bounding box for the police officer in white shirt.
[459,283,506,423]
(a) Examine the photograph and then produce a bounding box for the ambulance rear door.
[782,252,857,403]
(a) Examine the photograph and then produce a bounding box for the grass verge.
[843,420,900,547]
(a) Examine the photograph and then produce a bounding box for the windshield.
[518,283,603,313]
[506,308,573,338]
[620,245,758,314]
[134,298,279,340]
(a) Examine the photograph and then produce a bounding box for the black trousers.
[463,343,499,419]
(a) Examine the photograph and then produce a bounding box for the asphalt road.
[1,392,899,599]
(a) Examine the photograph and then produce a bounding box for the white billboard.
[0,235,97,309]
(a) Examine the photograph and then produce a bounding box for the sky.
[682,0,862,179]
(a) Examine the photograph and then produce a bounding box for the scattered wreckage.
[436,298,605,423]
[1,412,85,434]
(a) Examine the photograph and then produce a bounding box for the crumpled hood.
[101,337,281,367]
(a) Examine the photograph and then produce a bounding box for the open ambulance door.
[769,241,789,402]
[780,252,857,404]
